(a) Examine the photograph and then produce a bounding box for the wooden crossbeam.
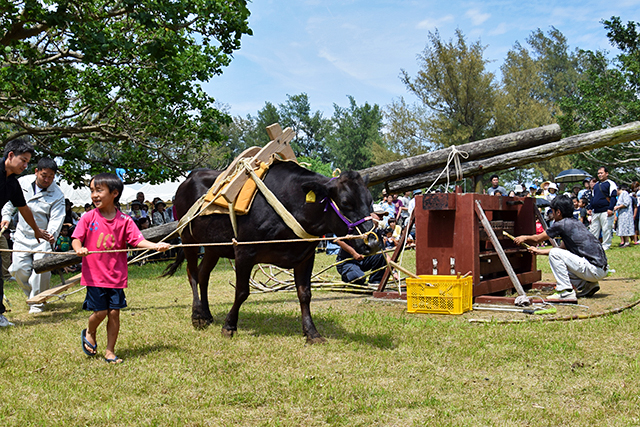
[218,124,296,204]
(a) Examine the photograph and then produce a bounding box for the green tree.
[558,17,640,183]
[495,42,554,133]
[496,39,572,181]
[278,93,331,162]
[526,27,581,104]
[0,0,252,183]
[383,97,434,158]
[399,29,497,146]
[326,96,383,171]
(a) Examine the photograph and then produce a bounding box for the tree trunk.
[33,221,178,274]
[387,121,640,193]
[358,124,561,186]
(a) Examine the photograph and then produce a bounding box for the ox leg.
[295,255,326,344]
[189,247,218,329]
[221,258,252,339]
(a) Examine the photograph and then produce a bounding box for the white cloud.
[416,15,455,30]
[489,22,509,36]
[466,8,491,26]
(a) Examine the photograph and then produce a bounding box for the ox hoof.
[221,328,236,339]
[306,335,327,345]
[192,317,212,330]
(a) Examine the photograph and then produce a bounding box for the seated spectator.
[55,225,72,252]
[63,199,79,228]
[579,198,590,226]
[82,203,93,215]
[136,217,150,230]
[129,200,146,220]
[546,183,558,201]
[384,227,397,248]
[151,198,172,226]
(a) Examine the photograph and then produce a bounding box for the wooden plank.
[266,123,283,140]
[376,209,415,292]
[218,127,296,204]
[207,146,261,198]
[474,200,526,297]
[26,273,82,304]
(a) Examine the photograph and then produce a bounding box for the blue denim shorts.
[82,287,127,311]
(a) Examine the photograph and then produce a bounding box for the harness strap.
[242,160,317,239]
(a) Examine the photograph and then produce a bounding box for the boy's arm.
[72,238,89,257]
[136,239,170,252]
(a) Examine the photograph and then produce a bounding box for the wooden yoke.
[218,123,296,205]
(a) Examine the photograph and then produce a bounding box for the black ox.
[163,161,381,343]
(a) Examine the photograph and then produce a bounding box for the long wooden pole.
[387,121,640,192]
[358,124,561,186]
[474,200,526,298]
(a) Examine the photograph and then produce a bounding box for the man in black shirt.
[0,138,50,326]
[514,195,607,300]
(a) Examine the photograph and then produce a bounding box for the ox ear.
[361,173,370,186]
[301,181,329,204]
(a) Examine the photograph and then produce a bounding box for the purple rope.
[323,198,371,233]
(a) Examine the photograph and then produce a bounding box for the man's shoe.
[576,282,600,298]
[546,289,577,301]
[28,305,43,314]
[0,314,14,327]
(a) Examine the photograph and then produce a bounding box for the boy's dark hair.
[4,137,35,158]
[90,173,123,205]
[61,224,70,231]
[550,195,574,219]
[36,157,58,172]
[490,174,499,180]
[580,197,589,205]
[598,166,609,173]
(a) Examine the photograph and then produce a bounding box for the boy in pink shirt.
[73,173,169,364]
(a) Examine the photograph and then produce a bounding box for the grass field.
[1,242,640,426]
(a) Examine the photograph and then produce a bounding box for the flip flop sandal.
[81,329,97,356]
[104,356,123,364]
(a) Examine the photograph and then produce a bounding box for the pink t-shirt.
[72,209,145,289]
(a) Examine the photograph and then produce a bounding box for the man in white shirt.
[0,158,65,313]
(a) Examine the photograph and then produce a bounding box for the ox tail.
[161,248,185,277]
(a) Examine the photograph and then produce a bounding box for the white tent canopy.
[56,177,186,208]
[122,177,186,204]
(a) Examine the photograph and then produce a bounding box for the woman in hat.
[151,198,172,226]
[128,200,146,220]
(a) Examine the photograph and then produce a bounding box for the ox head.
[302,171,381,255]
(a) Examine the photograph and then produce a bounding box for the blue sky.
[203,0,640,119]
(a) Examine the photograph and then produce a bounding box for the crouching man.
[514,195,607,300]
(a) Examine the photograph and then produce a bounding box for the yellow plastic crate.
[406,275,473,315]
